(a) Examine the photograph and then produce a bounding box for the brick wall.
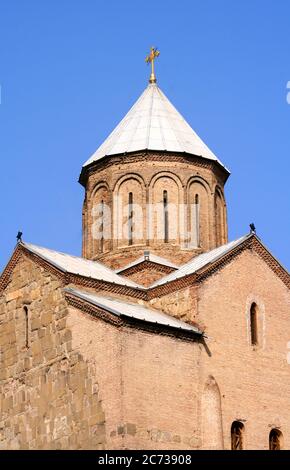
[197,249,290,449]
[122,266,174,287]
[82,153,228,267]
[67,306,202,450]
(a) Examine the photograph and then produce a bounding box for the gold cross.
[145,47,160,83]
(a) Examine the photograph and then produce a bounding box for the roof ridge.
[115,252,179,273]
[22,242,112,270]
[157,86,187,151]
[149,234,251,288]
[146,83,155,148]
[20,242,143,289]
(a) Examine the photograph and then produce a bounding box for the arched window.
[91,185,110,257]
[231,421,244,450]
[128,192,133,245]
[269,429,283,450]
[194,194,200,247]
[214,190,225,246]
[163,190,169,243]
[250,303,258,346]
[24,306,29,348]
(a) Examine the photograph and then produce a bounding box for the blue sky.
[1,0,290,271]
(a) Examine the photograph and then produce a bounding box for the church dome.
[80,74,229,270]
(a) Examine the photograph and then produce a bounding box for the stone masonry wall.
[149,285,199,324]
[0,255,106,449]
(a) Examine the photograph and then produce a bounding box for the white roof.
[115,252,178,273]
[21,235,251,292]
[150,235,250,287]
[65,287,202,335]
[21,242,142,289]
[83,83,227,170]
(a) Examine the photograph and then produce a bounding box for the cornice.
[79,150,229,187]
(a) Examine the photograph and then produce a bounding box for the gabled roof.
[65,287,202,336]
[21,242,143,289]
[83,83,228,172]
[2,234,289,303]
[115,252,178,274]
[149,235,251,287]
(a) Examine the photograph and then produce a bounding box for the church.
[1,49,289,450]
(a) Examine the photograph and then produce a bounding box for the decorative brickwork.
[119,260,176,287]
[81,151,228,266]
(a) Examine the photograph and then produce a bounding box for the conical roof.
[83,83,227,170]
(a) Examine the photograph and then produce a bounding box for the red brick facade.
[81,152,228,269]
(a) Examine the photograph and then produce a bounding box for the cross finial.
[145,47,160,83]
[16,231,23,243]
[249,223,256,234]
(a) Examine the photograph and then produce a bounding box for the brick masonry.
[81,152,228,269]
[197,249,290,450]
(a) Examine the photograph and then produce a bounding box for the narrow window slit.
[128,192,133,245]
[250,303,258,346]
[163,190,169,243]
[100,199,104,253]
[195,193,200,247]
[24,306,29,348]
